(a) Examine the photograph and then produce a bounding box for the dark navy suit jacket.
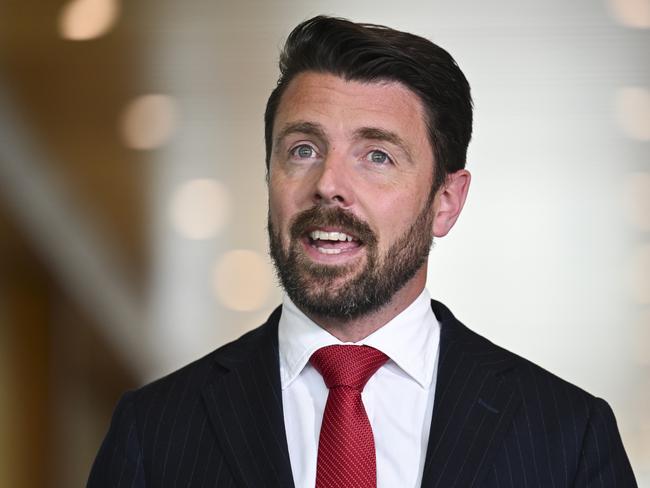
[87,301,637,487]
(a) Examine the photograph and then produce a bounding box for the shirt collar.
[278,288,439,390]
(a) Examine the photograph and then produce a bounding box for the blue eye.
[367,150,391,164]
[291,144,316,159]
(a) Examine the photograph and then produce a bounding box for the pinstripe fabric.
[88,301,637,487]
[88,307,294,488]
[422,301,637,488]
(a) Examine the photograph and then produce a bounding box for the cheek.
[268,192,294,239]
[268,200,285,233]
[268,173,310,231]
[372,195,427,249]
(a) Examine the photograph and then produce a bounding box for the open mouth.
[306,228,362,255]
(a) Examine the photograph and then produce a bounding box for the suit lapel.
[421,301,522,487]
[199,300,521,487]
[201,308,295,488]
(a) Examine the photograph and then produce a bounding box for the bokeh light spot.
[58,0,120,41]
[607,0,650,28]
[120,94,177,150]
[213,250,273,312]
[169,179,230,240]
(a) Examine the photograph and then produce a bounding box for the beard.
[268,196,435,321]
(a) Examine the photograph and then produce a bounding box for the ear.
[432,169,471,237]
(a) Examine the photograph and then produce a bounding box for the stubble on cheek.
[268,193,435,321]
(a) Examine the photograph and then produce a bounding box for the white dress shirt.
[278,289,440,488]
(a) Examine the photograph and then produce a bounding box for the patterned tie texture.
[310,345,389,488]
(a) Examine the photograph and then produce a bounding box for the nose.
[313,154,353,207]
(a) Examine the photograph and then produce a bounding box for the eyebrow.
[353,127,414,162]
[274,121,328,149]
[273,122,414,162]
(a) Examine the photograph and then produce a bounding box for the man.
[88,16,637,487]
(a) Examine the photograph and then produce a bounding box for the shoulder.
[430,300,638,485]
[432,298,600,415]
[125,306,282,424]
[89,307,284,485]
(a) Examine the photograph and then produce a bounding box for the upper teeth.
[309,230,355,242]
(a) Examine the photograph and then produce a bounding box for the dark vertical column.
[0,205,51,488]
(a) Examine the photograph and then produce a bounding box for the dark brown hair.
[264,15,473,191]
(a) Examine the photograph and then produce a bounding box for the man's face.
[268,72,438,320]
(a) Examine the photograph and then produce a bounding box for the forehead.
[273,72,431,153]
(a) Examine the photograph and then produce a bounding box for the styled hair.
[264,15,473,192]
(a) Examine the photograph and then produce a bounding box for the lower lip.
[301,237,363,264]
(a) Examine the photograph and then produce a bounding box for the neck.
[303,269,427,343]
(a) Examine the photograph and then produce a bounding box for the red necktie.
[310,345,389,488]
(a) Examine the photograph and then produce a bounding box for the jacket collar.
[420,300,522,487]
[202,307,296,488]
[202,301,522,488]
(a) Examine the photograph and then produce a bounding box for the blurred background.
[0,0,648,486]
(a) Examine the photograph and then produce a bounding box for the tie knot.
[310,345,389,391]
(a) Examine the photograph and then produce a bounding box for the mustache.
[289,206,377,246]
